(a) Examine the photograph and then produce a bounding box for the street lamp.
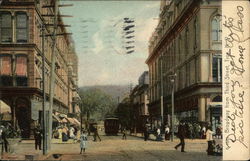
[160,55,164,131]
[169,73,176,142]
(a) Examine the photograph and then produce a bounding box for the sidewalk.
[1,139,78,160]
[129,133,221,144]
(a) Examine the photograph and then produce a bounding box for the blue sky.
[60,1,160,86]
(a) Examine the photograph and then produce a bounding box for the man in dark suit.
[1,127,9,153]
[34,124,42,150]
[174,121,186,152]
[93,126,101,142]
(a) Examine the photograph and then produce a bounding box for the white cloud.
[61,1,160,86]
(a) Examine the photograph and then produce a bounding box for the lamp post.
[80,101,83,132]
[160,55,164,131]
[169,73,176,142]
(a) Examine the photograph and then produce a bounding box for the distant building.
[130,71,149,133]
[146,0,222,130]
[0,0,80,138]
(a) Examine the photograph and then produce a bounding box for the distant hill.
[80,85,131,102]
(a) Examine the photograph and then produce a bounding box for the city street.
[5,135,222,160]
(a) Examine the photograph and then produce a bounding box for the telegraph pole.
[40,0,72,153]
[41,24,47,155]
[48,0,59,150]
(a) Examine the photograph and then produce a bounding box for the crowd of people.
[52,125,80,142]
[140,121,222,156]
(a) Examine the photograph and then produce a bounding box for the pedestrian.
[69,126,75,139]
[206,126,214,155]
[165,125,170,140]
[216,125,222,139]
[1,126,9,153]
[34,124,42,150]
[188,123,194,139]
[80,130,87,154]
[156,127,161,141]
[144,126,148,141]
[174,121,186,152]
[201,125,206,139]
[93,126,101,142]
[122,128,127,140]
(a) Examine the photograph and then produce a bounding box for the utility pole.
[41,0,72,153]
[48,0,59,150]
[41,24,47,155]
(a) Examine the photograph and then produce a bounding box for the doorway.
[16,98,31,138]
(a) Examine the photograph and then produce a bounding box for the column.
[198,97,205,122]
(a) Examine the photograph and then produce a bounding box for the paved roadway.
[44,135,222,161]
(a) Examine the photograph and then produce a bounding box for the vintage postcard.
[0,0,249,160]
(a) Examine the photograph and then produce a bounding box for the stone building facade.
[146,0,222,130]
[0,0,80,138]
[130,71,149,133]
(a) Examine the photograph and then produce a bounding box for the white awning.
[66,118,75,125]
[52,114,62,123]
[210,102,222,107]
[75,106,81,113]
[73,118,81,126]
[0,100,11,113]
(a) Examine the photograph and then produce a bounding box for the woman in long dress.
[80,130,87,154]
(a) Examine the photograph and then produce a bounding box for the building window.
[212,55,222,82]
[15,55,28,86]
[185,27,189,55]
[16,12,28,43]
[211,15,222,41]
[212,95,222,102]
[0,12,12,43]
[178,35,181,62]
[194,17,198,49]
[0,55,13,86]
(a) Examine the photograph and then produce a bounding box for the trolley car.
[104,117,119,135]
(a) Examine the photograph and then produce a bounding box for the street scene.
[0,0,223,160]
[3,132,222,160]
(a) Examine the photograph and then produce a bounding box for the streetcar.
[104,117,119,135]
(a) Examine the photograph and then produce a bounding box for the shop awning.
[52,114,61,123]
[75,106,81,113]
[210,102,222,107]
[2,112,12,121]
[61,118,68,123]
[66,118,76,125]
[0,100,11,113]
[73,118,81,126]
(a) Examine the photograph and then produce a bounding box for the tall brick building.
[146,0,222,131]
[0,0,80,138]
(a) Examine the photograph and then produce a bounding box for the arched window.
[212,95,222,102]
[16,12,28,43]
[0,12,12,43]
[211,15,222,41]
